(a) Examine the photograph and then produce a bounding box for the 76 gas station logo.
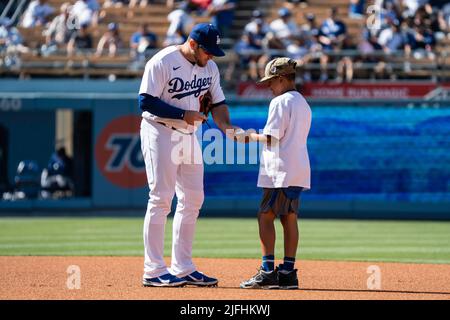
[105,134,144,172]
[95,115,147,188]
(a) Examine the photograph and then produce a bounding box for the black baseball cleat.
[240,267,279,289]
[278,268,299,290]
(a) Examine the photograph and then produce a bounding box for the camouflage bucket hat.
[259,57,297,83]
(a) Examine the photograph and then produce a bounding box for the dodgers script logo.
[168,74,212,100]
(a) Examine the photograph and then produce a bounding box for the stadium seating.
[0,0,449,82]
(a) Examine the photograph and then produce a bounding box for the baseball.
[235,128,245,136]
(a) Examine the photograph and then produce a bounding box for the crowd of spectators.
[231,0,450,82]
[0,0,449,82]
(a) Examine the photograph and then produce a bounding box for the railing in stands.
[1,0,29,25]
[0,0,15,20]
[1,47,450,82]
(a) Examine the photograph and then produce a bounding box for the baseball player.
[240,58,312,290]
[139,23,242,287]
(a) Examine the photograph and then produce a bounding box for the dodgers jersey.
[257,90,312,189]
[139,45,226,131]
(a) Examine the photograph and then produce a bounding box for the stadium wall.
[0,79,449,219]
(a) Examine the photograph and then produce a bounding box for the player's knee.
[147,192,174,218]
[189,190,204,209]
[178,190,204,213]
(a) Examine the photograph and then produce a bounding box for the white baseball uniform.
[139,45,225,279]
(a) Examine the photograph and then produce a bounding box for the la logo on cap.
[216,35,220,45]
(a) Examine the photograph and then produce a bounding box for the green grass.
[0,217,450,264]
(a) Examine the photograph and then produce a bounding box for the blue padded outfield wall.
[215,105,450,203]
[0,80,449,219]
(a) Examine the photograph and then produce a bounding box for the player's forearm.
[211,104,234,133]
[138,93,186,120]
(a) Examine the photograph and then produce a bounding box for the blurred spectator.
[283,0,308,10]
[402,0,429,18]
[130,23,158,60]
[235,17,271,80]
[103,0,130,7]
[40,147,74,199]
[207,0,237,38]
[95,22,123,57]
[191,0,212,12]
[375,20,412,77]
[437,8,449,36]
[336,36,357,82]
[84,0,101,16]
[67,23,93,57]
[425,6,446,40]
[163,1,196,46]
[300,12,320,44]
[358,27,387,79]
[295,13,322,82]
[443,3,450,28]
[71,0,100,27]
[21,0,55,28]
[12,160,41,200]
[303,32,330,81]
[0,18,30,68]
[359,27,383,56]
[315,8,348,81]
[379,0,402,30]
[244,10,270,35]
[41,3,74,56]
[127,0,149,18]
[349,0,365,19]
[318,7,347,51]
[269,7,302,49]
[286,36,309,67]
[129,0,149,8]
[0,19,25,53]
[377,19,408,54]
[404,24,436,60]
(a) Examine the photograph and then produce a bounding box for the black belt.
[156,121,194,135]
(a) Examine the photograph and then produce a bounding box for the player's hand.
[231,127,252,144]
[233,128,247,143]
[184,110,207,126]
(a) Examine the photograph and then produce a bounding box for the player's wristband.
[139,93,186,120]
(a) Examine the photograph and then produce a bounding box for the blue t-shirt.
[211,0,236,28]
[386,32,405,51]
[319,19,347,50]
[130,31,158,48]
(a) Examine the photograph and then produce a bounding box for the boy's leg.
[258,210,277,258]
[279,212,300,289]
[240,210,279,289]
[280,212,299,258]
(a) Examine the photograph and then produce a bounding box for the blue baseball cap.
[189,23,225,57]
[278,7,291,18]
[108,22,118,31]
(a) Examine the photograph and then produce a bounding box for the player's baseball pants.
[140,119,204,279]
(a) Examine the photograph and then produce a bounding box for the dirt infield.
[0,257,449,300]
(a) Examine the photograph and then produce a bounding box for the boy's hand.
[234,128,248,143]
